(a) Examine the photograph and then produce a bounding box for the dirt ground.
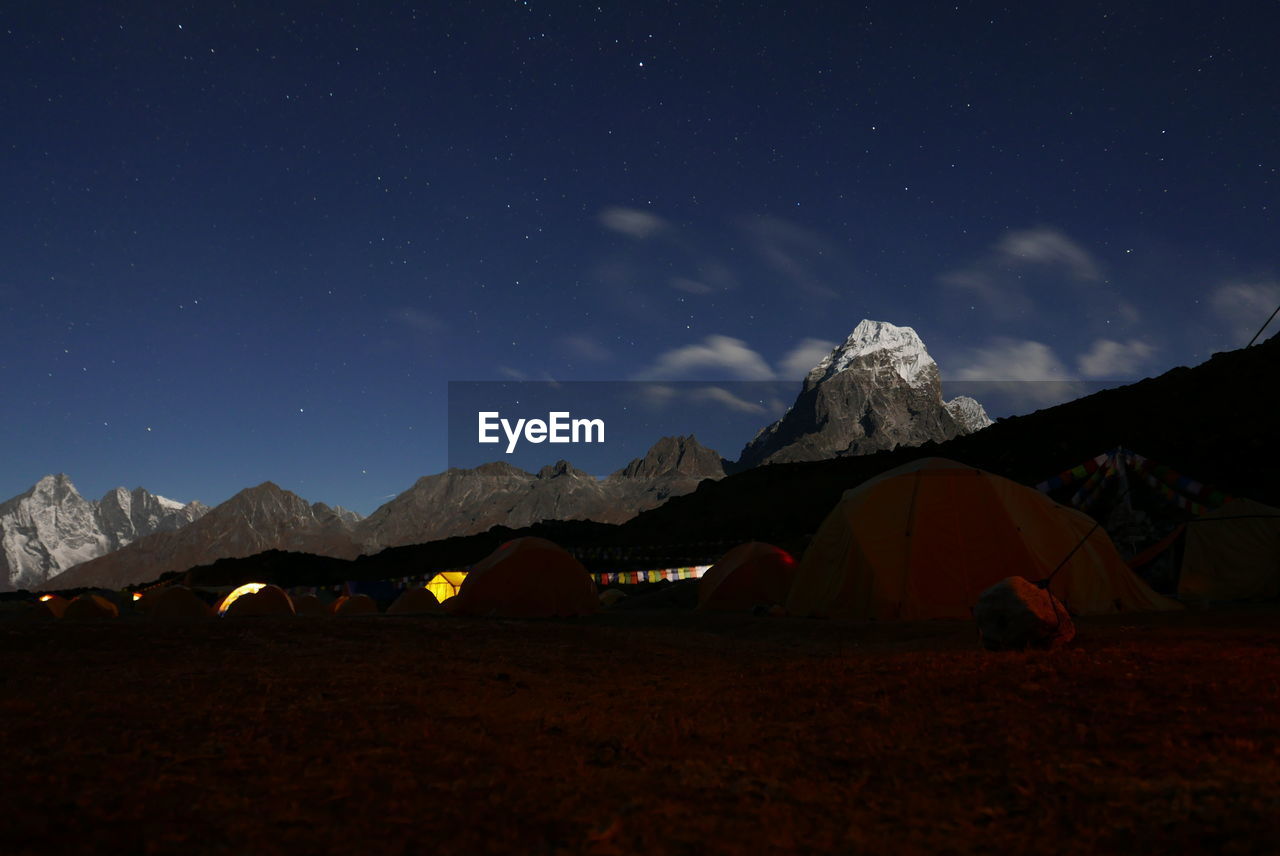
[3,605,1279,855]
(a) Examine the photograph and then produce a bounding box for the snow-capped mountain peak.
[945,395,994,432]
[0,475,209,592]
[807,319,937,387]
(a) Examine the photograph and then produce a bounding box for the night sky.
[3,2,1276,514]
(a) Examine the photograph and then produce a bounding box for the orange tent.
[332,593,379,616]
[293,594,330,616]
[445,537,598,618]
[63,593,120,620]
[140,585,211,619]
[37,594,69,619]
[698,542,798,611]
[787,458,1181,620]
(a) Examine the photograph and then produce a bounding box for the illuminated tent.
[332,593,379,616]
[293,594,330,616]
[218,583,295,617]
[698,542,798,611]
[426,572,467,603]
[445,537,598,618]
[1178,498,1280,602]
[787,458,1181,620]
[387,587,442,615]
[63,593,120,620]
[140,585,211,619]
[37,593,68,619]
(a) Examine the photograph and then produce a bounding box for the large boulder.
[974,576,1075,651]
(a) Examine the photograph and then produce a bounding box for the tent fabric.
[332,593,380,616]
[141,585,211,619]
[1178,498,1280,602]
[445,537,598,618]
[64,593,120,620]
[698,542,798,611]
[387,587,442,615]
[426,571,467,603]
[787,458,1181,620]
[37,594,68,618]
[292,594,330,616]
[219,583,295,617]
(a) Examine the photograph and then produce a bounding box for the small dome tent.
[698,542,798,611]
[425,571,467,603]
[64,593,120,620]
[387,587,442,615]
[140,585,211,619]
[445,537,598,618]
[332,593,379,616]
[218,583,295,617]
[1178,498,1280,602]
[787,458,1181,620]
[37,593,68,619]
[293,594,330,616]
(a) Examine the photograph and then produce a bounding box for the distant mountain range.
[5,319,992,592]
[0,476,208,591]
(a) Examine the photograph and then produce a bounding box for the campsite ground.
[4,606,1279,855]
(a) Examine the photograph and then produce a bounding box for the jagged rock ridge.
[356,435,726,552]
[0,474,208,592]
[46,482,363,591]
[739,319,991,467]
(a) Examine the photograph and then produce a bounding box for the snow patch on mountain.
[0,474,208,591]
[806,319,937,387]
[945,395,994,433]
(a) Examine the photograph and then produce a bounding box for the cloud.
[995,227,1103,281]
[778,337,837,379]
[559,335,612,362]
[690,385,768,414]
[951,338,1083,408]
[939,226,1104,318]
[599,206,668,239]
[1210,281,1280,345]
[1076,338,1155,378]
[670,276,715,295]
[636,383,679,409]
[740,216,844,299]
[395,307,444,332]
[636,334,776,380]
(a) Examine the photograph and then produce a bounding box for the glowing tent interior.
[218,583,295,617]
[425,571,467,603]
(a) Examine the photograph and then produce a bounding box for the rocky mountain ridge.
[0,474,208,592]
[739,319,991,467]
[46,481,365,591]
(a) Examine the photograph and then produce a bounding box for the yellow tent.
[426,571,467,603]
[1179,498,1280,601]
[218,583,295,617]
[787,458,1181,620]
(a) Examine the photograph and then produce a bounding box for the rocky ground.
[3,605,1278,854]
